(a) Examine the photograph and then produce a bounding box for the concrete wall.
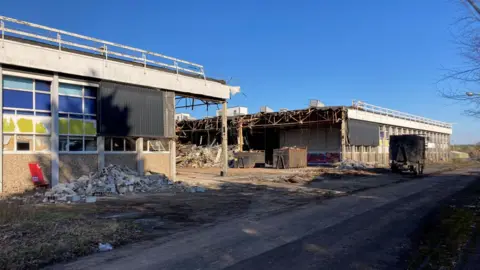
[2,154,51,194]
[343,125,451,165]
[347,109,452,134]
[59,154,98,182]
[105,153,137,170]
[0,39,232,99]
[143,153,171,178]
[280,126,341,164]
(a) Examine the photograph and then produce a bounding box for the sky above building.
[2,0,478,144]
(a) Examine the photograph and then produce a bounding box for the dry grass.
[0,201,140,270]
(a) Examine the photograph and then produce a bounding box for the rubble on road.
[337,159,371,170]
[44,164,207,203]
[176,144,234,168]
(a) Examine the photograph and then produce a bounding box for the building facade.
[178,102,452,166]
[0,16,235,193]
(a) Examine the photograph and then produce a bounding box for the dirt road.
[53,167,479,270]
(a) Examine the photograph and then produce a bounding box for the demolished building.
[0,16,238,193]
[177,101,452,166]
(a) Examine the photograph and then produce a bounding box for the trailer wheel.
[391,163,399,173]
[418,163,424,175]
[412,165,419,176]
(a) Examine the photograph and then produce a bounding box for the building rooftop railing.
[351,100,452,129]
[0,15,206,78]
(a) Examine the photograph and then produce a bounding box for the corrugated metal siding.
[279,127,341,152]
[98,81,166,137]
[347,119,379,146]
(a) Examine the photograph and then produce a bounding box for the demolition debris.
[176,144,234,168]
[44,164,206,203]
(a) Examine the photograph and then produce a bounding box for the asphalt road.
[56,168,479,270]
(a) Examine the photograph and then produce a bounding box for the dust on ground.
[0,161,464,269]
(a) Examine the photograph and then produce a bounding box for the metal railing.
[352,100,452,129]
[0,15,206,78]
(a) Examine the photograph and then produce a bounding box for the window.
[143,138,169,152]
[105,137,137,152]
[58,82,97,152]
[2,75,52,152]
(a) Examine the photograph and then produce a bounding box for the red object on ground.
[28,163,49,187]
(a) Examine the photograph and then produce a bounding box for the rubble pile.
[177,144,234,168]
[337,159,370,170]
[44,164,206,203]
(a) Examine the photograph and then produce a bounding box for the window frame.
[2,75,52,153]
[143,138,170,153]
[58,81,98,153]
[104,137,137,153]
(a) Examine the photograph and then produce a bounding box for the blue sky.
[2,0,478,143]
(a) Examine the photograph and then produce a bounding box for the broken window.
[105,137,137,152]
[144,138,169,152]
[34,135,50,151]
[16,135,33,151]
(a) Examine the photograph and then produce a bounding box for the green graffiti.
[17,118,33,133]
[59,119,69,134]
[35,122,48,134]
[3,117,15,132]
[70,119,83,134]
[85,121,97,135]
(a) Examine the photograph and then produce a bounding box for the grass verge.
[408,176,480,270]
[0,202,141,270]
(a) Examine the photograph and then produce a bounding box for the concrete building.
[178,101,452,165]
[175,113,196,121]
[216,106,248,117]
[0,16,237,193]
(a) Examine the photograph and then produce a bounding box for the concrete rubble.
[176,144,234,168]
[44,164,206,203]
[337,159,370,170]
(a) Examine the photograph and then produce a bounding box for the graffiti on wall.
[307,152,341,164]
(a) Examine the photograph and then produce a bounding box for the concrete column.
[169,139,176,180]
[51,73,59,187]
[136,138,144,176]
[97,136,105,170]
[382,125,387,165]
[237,120,243,152]
[341,114,346,161]
[0,65,3,193]
[221,101,228,176]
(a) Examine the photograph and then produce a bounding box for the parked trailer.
[389,135,426,175]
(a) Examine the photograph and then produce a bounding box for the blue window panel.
[59,96,82,113]
[35,93,51,111]
[84,115,96,120]
[35,80,51,92]
[3,110,14,114]
[84,87,97,98]
[3,76,33,90]
[70,114,83,119]
[35,112,51,116]
[59,113,69,118]
[17,111,34,115]
[85,99,96,114]
[3,90,33,109]
[59,83,82,96]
